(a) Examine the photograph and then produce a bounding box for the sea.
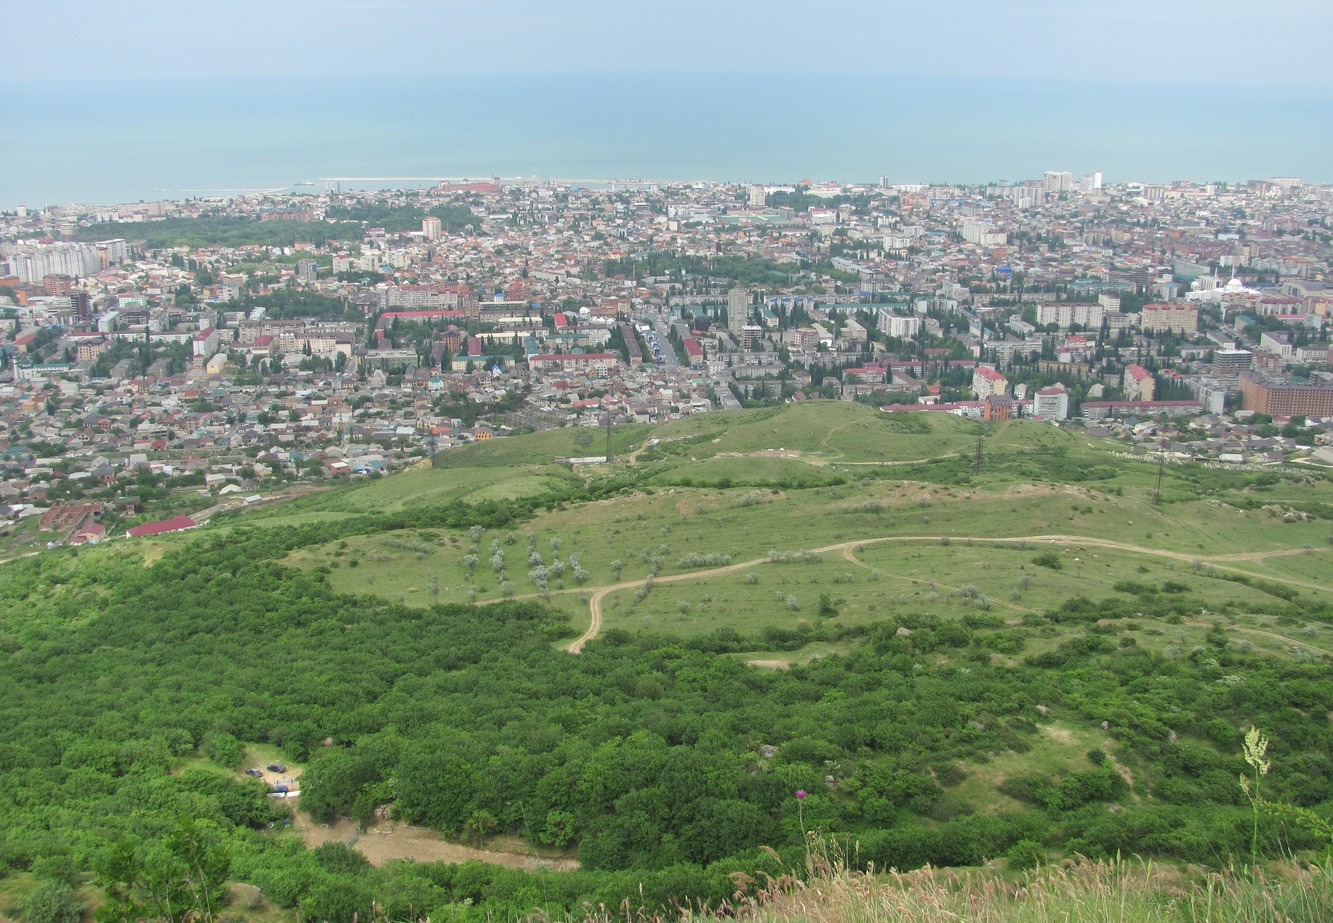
[1,73,1331,209]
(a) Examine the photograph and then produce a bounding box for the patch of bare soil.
[293,812,579,870]
[746,659,791,670]
[1037,724,1076,745]
[1004,484,1057,496]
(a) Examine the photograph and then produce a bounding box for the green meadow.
[265,403,1333,664]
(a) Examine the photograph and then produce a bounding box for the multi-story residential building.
[1043,171,1073,194]
[727,287,750,336]
[876,310,921,338]
[1259,331,1293,359]
[528,352,620,376]
[959,219,1006,247]
[1141,302,1198,333]
[1124,364,1155,401]
[971,365,1007,400]
[192,326,220,358]
[1033,384,1070,421]
[1239,371,1333,417]
[1036,302,1104,330]
[1212,349,1253,374]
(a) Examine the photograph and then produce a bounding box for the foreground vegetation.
[1,404,1330,922]
[728,849,1333,923]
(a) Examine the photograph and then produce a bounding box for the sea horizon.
[2,72,1330,209]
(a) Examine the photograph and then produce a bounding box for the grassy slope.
[254,404,1333,675]
[99,402,1321,661]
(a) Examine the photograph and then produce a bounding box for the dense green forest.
[238,289,359,322]
[323,203,479,234]
[2,407,1331,922]
[73,202,476,250]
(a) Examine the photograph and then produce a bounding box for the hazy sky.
[4,0,1330,87]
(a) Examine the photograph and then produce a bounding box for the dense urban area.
[3,171,1333,548]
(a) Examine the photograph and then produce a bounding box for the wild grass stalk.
[564,849,1333,923]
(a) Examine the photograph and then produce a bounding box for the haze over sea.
[2,73,1330,208]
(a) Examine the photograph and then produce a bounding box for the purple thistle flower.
[795,789,807,799]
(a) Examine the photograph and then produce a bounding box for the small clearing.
[1037,724,1077,745]
[294,812,579,871]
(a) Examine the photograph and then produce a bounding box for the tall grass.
[565,844,1333,923]
[719,851,1333,923]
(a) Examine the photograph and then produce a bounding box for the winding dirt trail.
[562,534,1329,653]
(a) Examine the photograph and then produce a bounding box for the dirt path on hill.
[563,534,1329,653]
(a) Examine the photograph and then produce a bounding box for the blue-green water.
[2,73,1329,207]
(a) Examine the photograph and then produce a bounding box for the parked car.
[266,763,287,773]
[244,768,263,777]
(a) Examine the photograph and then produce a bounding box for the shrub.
[16,880,83,923]
[1033,552,1063,570]
[1005,838,1045,871]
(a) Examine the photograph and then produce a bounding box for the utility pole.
[974,431,984,474]
[1154,443,1166,506]
[605,412,612,463]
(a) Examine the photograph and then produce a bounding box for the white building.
[1036,302,1105,330]
[1043,171,1073,194]
[876,310,921,339]
[959,219,1006,247]
[1033,384,1070,421]
[727,287,750,335]
[192,326,220,358]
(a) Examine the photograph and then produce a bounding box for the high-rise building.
[748,185,767,207]
[422,216,442,240]
[1033,384,1070,421]
[959,219,1006,247]
[296,259,320,283]
[1079,172,1103,193]
[727,287,750,336]
[72,291,92,323]
[1043,171,1073,194]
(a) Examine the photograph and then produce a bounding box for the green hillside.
[2,404,1331,923]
